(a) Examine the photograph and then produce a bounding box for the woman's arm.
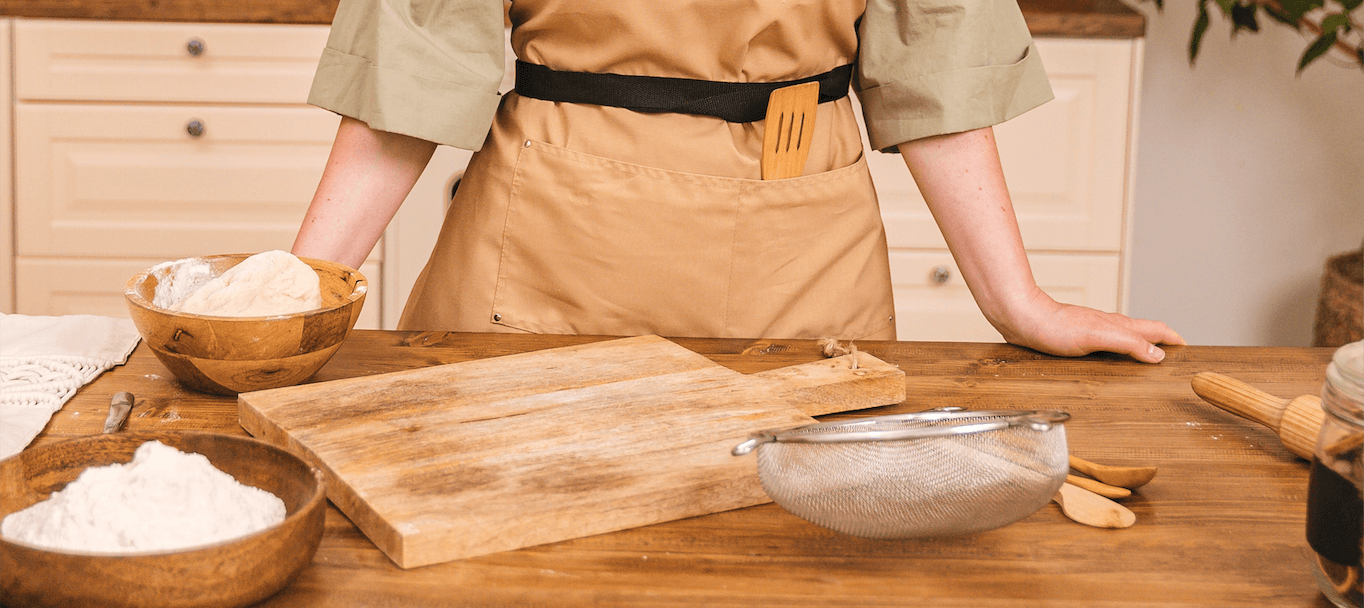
[292,116,438,269]
[899,126,1184,363]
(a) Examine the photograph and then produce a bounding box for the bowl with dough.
[0,431,327,608]
[124,252,367,395]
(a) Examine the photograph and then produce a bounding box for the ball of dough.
[174,250,323,317]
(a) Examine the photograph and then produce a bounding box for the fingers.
[1123,316,1186,346]
[1079,322,1165,363]
[1096,315,1184,363]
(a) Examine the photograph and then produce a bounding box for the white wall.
[1125,1,1364,346]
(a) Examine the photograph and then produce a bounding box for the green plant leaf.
[1254,2,1298,26]
[1231,3,1261,32]
[1277,0,1322,22]
[1214,0,1236,13]
[1190,1,1213,64]
[1263,3,1299,27]
[1320,12,1352,33]
[1339,0,1362,12]
[1297,30,1338,73]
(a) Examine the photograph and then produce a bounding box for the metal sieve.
[731,408,1070,539]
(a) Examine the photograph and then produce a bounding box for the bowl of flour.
[0,431,326,608]
[124,252,367,394]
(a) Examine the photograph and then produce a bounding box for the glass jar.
[1307,340,1364,608]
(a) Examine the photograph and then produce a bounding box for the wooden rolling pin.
[1190,371,1322,460]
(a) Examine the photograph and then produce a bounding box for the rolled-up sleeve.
[309,0,506,151]
[855,0,1054,151]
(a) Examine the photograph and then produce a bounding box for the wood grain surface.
[26,331,1339,607]
[237,335,901,568]
[0,0,1145,38]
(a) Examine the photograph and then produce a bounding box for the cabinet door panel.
[866,38,1135,252]
[0,21,11,312]
[889,252,1120,342]
[16,257,382,330]
[14,19,328,103]
[15,103,354,259]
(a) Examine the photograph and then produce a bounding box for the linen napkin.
[0,313,142,460]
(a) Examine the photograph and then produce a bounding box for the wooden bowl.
[125,254,366,395]
[0,432,327,608]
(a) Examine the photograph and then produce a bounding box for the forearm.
[898,126,1038,338]
[292,116,438,269]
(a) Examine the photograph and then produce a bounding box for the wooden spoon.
[1066,474,1131,499]
[760,81,819,180]
[1068,455,1157,490]
[1052,482,1136,529]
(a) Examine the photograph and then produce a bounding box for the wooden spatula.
[760,81,819,180]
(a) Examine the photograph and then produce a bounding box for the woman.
[293,0,1184,362]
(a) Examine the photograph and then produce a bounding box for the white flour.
[151,258,214,310]
[0,440,286,553]
[155,250,322,317]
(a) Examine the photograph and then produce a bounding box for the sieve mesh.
[749,413,1068,538]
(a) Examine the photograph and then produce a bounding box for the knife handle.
[103,391,135,434]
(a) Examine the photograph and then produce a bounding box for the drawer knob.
[186,38,206,57]
[186,119,206,138]
[930,265,952,284]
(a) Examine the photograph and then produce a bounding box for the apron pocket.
[492,140,744,337]
[492,140,892,339]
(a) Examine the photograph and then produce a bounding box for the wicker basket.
[1313,248,1363,348]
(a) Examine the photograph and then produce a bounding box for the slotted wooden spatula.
[761,81,819,180]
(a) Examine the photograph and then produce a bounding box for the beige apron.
[399,0,896,340]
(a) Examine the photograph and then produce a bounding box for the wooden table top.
[0,0,1145,38]
[29,331,1337,607]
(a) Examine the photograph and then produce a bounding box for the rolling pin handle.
[1191,372,1289,430]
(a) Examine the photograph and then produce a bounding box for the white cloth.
[1,314,142,460]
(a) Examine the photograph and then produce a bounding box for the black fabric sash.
[513,61,855,123]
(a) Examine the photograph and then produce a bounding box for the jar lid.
[1325,340,1363,421]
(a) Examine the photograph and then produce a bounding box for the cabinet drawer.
[15,257,383,330]
[889,251,1120,342]
[864,38,1136,252]
[14,19,329,103]
[15,103,362,259]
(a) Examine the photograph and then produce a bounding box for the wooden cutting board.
[238,335,904,568]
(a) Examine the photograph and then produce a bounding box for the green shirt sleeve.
[855,0,1054,152]
[308,0,506,151]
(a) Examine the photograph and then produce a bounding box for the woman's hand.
[989,285,1185,363]
[899,126,1184,363]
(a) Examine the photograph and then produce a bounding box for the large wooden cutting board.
[238,335,903,568]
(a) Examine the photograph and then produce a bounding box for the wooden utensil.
[238,335,905,569]
[1065,474,1131,499]
[1068,455,1157,489]
[760,81,819,180]
[1191,371,1323,460]
[1051,482,1136,529]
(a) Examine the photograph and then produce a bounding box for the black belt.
[513,61,855,124]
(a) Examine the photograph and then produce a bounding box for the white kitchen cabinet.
[9,18,464,329]
[864,37,1144,342]
[0,20,12,314]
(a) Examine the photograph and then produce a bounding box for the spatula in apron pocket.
[760,81,819,180]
